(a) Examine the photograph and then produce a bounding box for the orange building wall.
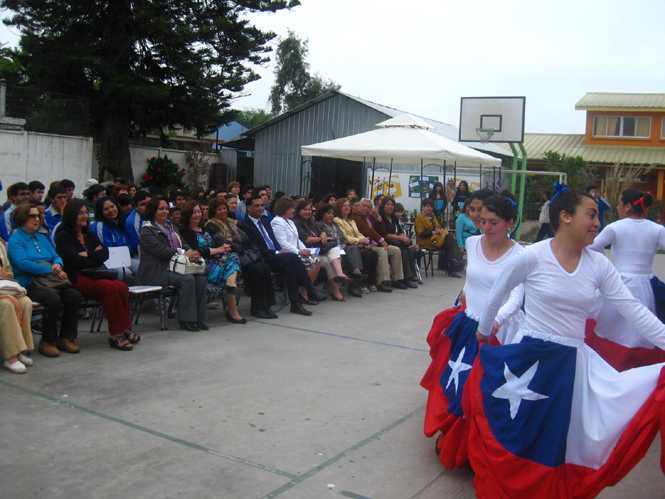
[584,111,665,147]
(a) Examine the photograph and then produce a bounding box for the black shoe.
[404,279,418,289]
[449,258,466,272]
[290,302,313,316]
[447,269,462,278]
[348,288,363,298]
[225,312,247,324]
[179,321,200,331]
[251,309,273,319]
[352,273,368,281]
[376,283,393,293]
[391,281,408,290]
[309,289,329,302]
[197,322,210,330]
[266,308,279,319]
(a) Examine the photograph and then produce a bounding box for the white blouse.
[478,240,665,350]
[463,235,525,326]
[588,218,665,275]
[271,216,306,255]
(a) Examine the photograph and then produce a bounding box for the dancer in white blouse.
[421,191,525,469]
[468,187,665,498]
[587,189,665,369]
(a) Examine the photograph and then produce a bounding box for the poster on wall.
[369,175,402,198]
[408,176,440,198]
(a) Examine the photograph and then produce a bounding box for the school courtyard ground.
[2,251,664,499]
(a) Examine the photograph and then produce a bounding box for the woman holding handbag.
[205,197,277,320]
[139,196,208,332]
[0,240,34,373]
[56,199,137,350]
[179,200,245,324]
[8,203,82,358]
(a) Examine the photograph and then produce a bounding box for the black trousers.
[264,252,315,303]
[437,233,458,270]
[27,285,82,344]
[243,262,276,311]
[359,248,379,285]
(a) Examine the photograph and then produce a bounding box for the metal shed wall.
[253,94,390,195]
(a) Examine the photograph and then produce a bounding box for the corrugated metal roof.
[496,133,665,166]
[575,92,665,111]
[242,90,512,158]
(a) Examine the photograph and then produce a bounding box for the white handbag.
[0,279,27,297]
[169,254,206,275]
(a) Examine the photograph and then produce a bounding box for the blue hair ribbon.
[549,183,568,204]
[508,197,520,239]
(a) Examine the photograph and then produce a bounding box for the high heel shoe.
[226,311,247,324]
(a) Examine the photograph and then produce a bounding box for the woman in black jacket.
[56,199,136,350]
[179,200,245,324]
[379,196,418,288]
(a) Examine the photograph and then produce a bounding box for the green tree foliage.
[543,151,597,190]
[269,31,340,115]
[237,107,274,128]
[1,0,299,180]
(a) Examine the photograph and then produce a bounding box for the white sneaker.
[17,353,33,366]
[3,360,27,374]
[207,302,220,309]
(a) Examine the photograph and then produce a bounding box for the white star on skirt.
[492,361,549,419]
[446,347,473,394]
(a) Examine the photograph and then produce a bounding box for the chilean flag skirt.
[421,305,501,469]
[585,276,665,371]
[464,332,665,499]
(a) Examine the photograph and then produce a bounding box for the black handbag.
[239,246,264,267]
[80,266,118,280]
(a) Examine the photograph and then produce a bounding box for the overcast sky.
[2,0,664,135]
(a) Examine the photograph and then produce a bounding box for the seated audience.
[117,194,134,215]
[455,203,479,255]
[8,203,82,357]
[427,181,447,216]
[333,198,378,295]
[92,196,138,284]
[225,194,239,220]
[127,184,137,198]
[29,180,45,203]
[60,179,76,200]
[237,185,254,221]
[178,200,245,324]
[45,185,68,234]
[379,196,418,288]
[139,196,208,332]
[0,240,34,373]
[0,182,30,240]
[125,191,151,259]
[271,197,324,304]
[345,189,358,201]
[415,198,462,277]
[314,203,368,298]
[206,197,277,319]
[241,194,326,316]
[293,200,351,302]
[169,206,182,227]
[322,193,338,206]
[56,199,138,350]
[84,184,107,223]
[352,198,404,291]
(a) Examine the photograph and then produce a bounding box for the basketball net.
[475,127,494,144]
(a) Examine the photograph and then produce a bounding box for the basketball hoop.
[475,127,494,144]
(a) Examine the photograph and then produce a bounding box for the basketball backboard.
[459,96,526,143]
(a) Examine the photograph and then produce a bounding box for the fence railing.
[0,80,89,136]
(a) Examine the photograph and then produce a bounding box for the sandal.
[124,331,141,344]
[109,336,133,351]
[331,295,346,302]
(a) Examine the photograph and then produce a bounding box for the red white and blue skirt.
[586,274,665,371]
[420,305,523,469]
[464,329,665,499]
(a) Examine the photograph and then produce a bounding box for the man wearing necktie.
[241,195,327,316]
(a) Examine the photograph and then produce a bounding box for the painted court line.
[254,321,429,353]
[261,404,427,499]
[0,380,298,480]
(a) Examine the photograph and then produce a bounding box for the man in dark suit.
[240,194,327,316]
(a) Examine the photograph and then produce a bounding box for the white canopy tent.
[301,114,502,166]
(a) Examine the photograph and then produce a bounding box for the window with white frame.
[593,116,651,138]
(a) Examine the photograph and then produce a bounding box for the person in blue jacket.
[92,196,138,284]
[125,190,151,259]
[587,185,612,232]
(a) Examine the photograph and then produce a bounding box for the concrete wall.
[0,129,93,195]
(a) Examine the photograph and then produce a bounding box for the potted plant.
[410,209,419,222]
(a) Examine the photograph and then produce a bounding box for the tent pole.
[389,158,393,196]
[420,159,424,205]
[370,157,376,198]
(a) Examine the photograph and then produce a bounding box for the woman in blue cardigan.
[8,203,82,358]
